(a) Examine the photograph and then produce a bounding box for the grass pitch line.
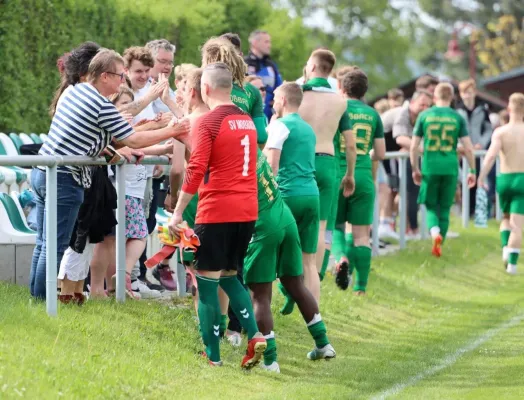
[371,312,524,400]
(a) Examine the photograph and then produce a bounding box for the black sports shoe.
[335,260,350,290]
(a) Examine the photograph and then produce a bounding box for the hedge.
[0,0,314,133]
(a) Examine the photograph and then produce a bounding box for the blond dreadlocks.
[201,37,247,88]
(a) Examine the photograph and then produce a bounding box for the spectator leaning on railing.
[245,30,282,120]
[30,49,189,301]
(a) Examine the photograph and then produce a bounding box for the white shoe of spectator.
[406,232,421,241]
[446,231,460,238]
[378,224,399,240]
[131,279,162,299]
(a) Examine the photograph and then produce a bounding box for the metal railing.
[370,150,498,256]
[0,150,498,316]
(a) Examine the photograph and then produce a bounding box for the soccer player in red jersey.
[169,63,266,368]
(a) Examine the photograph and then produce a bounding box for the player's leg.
[314,155,336,275]
[497,178,512,266]
[333,187,351,290]
[506,194,524,274]
[244,232,280,372]
[320,172,342,281]
[348,170,374,295]
[438,175,458,243]
[193,223,226,365]
[217,222,266,369]
[500,214,511,265]
[419,175,441,256]
[278,222,335,360]
[218,287,229,338]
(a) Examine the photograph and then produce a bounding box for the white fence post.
[399,157,407,249]
[115,164,126,303]
[46,165,58,317]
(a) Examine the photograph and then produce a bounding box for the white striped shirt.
[40,83,133,188]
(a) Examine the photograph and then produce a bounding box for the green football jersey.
[345,99,384,170]
[266,113,318,197]
[413,106,468,176]
[231,82,267,144]
[333,129,346,170]
[253,150,295,241]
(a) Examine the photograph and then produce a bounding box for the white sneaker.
[506,264,517,275]
[131,279,162,299]
[307,344,336,360]
[260,361,280,373]
[378,224,399,240]
[226,330,242,347]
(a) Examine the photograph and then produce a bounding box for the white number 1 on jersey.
[241,135,250,176]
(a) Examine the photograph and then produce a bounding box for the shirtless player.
[299,49,356,303]
[478,93,524,274]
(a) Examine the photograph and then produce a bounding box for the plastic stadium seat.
[0,167,18,194]
[9,191,34,232]
[39,134,48,143]
[8,133,24,154]
[19,133,34,145]
[0,193,36,244]
[0,136,29,193]
[30,133,42,144]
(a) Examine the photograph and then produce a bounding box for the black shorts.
[193,221,256,272]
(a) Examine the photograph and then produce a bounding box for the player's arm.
[263,119,289,176]
[140,141,173,156]
[165,140,186,212]
[371,138,386,161]
[248,84,268,148]
[477,128,502,185]
[118,121,189,149]
[339,110,356,178]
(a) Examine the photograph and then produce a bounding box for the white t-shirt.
[128,84,156,187]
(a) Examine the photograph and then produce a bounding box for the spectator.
[415,75,439,96]
[245,30,282,119]
[145,39,179,115]
[499,109,510,126]
[374,99,390,115]
[245,75,267,103]
[456,79,494,216]
[393,91,433,238]
[387,88,404,109]
[30,48,188,301]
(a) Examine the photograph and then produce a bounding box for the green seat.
[30,133,42,144]
[9,133,24,154]
[0,193,35,233]
[0,141,27,184]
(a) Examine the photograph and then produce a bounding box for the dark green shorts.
[243,222,303,284]
[336,168,375,226]
[284,195,320,254]
[418,174,457,209]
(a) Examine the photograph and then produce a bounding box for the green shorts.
[314,154,337,221]
[336,168,375,226]
[243,222,303,284]
[181,195,198,263]
[326,166,343,231]
[418,174,457,209]
[497,173,524,215]
[284,195,320,253]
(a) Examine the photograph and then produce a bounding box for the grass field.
[1,221,523,399]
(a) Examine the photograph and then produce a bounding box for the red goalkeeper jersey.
[182,104,258,224]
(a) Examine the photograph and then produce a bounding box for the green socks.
[307,314,329,348]
[501,230,510,248]
[196,275,221,362]
[508,250,520,265]
[219,275,259,340]
[319,249,330,281]
[353,246,371,292]
[278,282,295,315]
[263,332,277,365]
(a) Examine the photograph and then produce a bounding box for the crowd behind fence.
[0,149,497,316]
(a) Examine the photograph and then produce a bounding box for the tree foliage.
[0,0,313,132]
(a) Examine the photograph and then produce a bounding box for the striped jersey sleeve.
[98,102,134,141]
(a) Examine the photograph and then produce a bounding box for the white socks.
[307,313,322,327]
[430,226,441,239]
